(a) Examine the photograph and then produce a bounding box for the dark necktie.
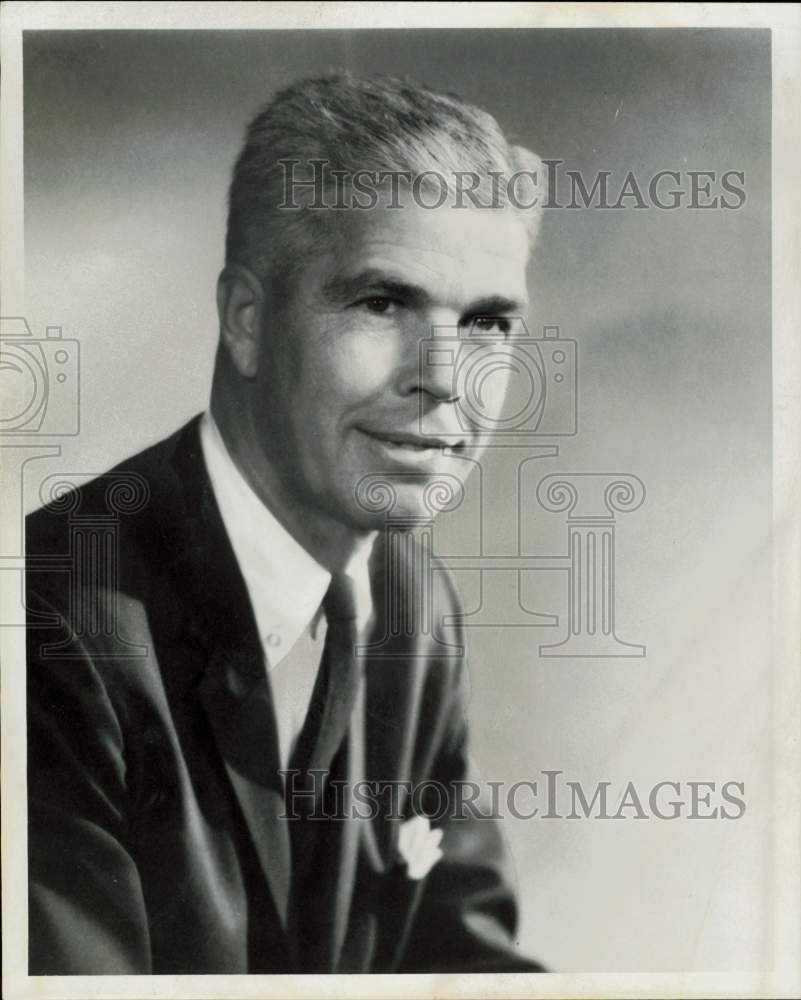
[288,572,361,787]
[287,573,363,970]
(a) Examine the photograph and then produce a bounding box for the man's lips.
[357,427,466,452]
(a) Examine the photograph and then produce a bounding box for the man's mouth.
[358,427,466,454]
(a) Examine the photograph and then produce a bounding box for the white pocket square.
[397,815,443,880]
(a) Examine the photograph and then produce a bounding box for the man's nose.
[397,321,461,403]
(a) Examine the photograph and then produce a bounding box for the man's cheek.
[482,369,513,422]
[330,332,403,395]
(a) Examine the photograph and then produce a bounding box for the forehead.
[313,201,531,308]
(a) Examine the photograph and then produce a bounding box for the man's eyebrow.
[462,294,529,317]
[322,269,431,306]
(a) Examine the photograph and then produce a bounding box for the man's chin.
[351,472,467,526]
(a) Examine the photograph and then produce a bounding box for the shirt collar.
[199,411,374,665]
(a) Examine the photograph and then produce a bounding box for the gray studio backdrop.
[22,29,771,973]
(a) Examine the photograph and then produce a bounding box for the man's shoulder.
[25,415,202,555]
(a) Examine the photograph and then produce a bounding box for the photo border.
[2,4,798,999]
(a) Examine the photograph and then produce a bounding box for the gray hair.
[225,72,544,283]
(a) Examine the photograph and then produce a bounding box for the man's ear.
[216,265,264,378]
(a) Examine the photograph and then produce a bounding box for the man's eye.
[471,316,512,335]
[359,297,396,315]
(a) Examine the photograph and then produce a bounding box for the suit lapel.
[197,645,292,928]
[303,678,367,972]
[163,418,293,932]
[330,686,366,969]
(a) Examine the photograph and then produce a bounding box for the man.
[26,73,545,974]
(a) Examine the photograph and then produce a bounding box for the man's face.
[249,199,531,531]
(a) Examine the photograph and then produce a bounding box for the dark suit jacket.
[26,416,542,975]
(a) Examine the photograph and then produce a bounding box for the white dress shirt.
[199,411,374,768]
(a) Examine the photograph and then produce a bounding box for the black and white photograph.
[1,3,799,998]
